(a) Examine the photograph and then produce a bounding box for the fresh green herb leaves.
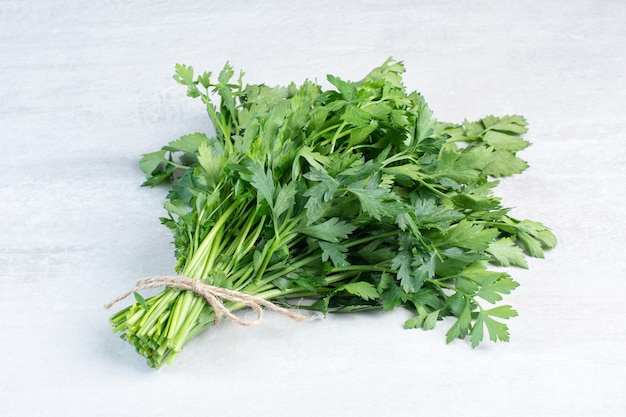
[110,59,556,368]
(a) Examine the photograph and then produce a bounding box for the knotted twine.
[104,275,312,326]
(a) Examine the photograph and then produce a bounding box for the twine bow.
[104,275,312,326]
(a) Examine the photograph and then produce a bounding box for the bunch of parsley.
[109,59,556,368]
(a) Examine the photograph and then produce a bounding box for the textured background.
[1,1,625,415]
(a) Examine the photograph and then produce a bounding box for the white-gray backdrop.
[1,1,624,416]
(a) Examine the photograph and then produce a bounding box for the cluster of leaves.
[110,59,556,367]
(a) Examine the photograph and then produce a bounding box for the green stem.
[330,265,396,274]
[306,122,344,144]
[183,199,244,277]
[329,121,348,153]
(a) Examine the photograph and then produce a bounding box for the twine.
[104,275,312,326]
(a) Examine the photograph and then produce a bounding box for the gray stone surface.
[1,1,625,415]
